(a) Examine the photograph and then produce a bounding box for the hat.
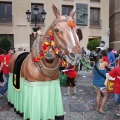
[101,41,105,43]
[8,47,14,50]
[6,47,15,53]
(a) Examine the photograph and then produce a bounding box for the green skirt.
[7,73,64,120]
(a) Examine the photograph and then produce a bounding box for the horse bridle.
[51,15,79,57]
[33,16,79,77]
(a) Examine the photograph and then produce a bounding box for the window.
[90,8,101,27]
[31,3,44,24]
[62,5,73,16]
[90,0,100,2]
[0,2,12,23]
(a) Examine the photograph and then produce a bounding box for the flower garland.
[33,30,65,65]
[33,21,76,66]
[68,20,76,28]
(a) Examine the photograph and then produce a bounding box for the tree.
[0,37,11,50]
[87,39,100,50]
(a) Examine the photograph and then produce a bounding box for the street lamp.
[25,6,47,32]
[41,10,47,22]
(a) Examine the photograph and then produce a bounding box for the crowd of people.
[81,47,120,116]
[0,48,15,97]
[59,46,120,117]
[1,45,120,118]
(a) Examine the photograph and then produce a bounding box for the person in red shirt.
[101,50,109,64]
[66,64,78,95]
[0,48,5,87]
[105,67,120,116]
[0,47,14,97]
[101,50,111,72]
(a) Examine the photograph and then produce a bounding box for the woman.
[93,54,109,114]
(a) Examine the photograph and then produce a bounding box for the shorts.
[66,77,76,87]
[93,85,107,93]
[0,71,4,83]
[114,94,120,104]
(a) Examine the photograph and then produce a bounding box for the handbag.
[94,65,114,93]
[59,71,67,87]
[107,80,114,93]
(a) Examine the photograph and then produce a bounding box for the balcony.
[89,19,102,28]
[0,17,13,25]
[90,0,100,2]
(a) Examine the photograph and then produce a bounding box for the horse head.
[49,4,82,65]
[31,4,82,71]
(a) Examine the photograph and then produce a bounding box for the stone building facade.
[0,0,109,51]
[109,0,120,50]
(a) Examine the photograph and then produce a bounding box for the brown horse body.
[7,4,83,120]
[9,4,82,82]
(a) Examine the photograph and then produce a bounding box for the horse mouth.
[63,53,81,65]
[69,53,76,60]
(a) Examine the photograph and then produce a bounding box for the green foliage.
[87,39,100,50]
[0,37,11,50]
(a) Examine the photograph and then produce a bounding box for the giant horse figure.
[7,4,82,120]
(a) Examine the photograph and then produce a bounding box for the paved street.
[0,70,119,120]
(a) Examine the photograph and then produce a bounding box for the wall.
[0,0,109,51]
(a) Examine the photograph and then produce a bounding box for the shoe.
[63,93,70,96]
[116,111,120,116]
[117,113,120,116]
[0,94,4,97]
[72,92,77,95]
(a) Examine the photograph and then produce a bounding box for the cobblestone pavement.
[0,70,119,120]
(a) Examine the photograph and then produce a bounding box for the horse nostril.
[69,53,76,59]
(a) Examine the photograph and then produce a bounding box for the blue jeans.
[0,74,9,95]
[114,94,120,104]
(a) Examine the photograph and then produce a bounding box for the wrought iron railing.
[89,19,102,28]
[31,18,44,24]
[90,0,100,2]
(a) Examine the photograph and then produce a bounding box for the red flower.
[38,53,44,59]
[50,36,54,40]
[42,44,47,52]
[33,58,39,62]
[48,30,53,36]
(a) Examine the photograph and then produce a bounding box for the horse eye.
[56,29,61,33]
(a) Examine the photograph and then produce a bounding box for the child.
[66,64,78,95]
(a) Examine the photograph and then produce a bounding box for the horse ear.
[52,4,60,18]
[69,8,76,18]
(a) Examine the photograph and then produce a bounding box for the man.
[0,47,14,97]
[100,41,105,50]
[105,66,120,116]
[107,48,116,67]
